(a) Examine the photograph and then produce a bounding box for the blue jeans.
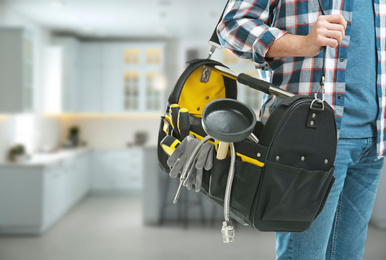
[275,138,384,260]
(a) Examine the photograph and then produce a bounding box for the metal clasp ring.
[310,98,325,111]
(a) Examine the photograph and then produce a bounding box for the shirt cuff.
[253,28,289,71]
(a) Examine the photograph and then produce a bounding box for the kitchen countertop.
[0,148,90,168]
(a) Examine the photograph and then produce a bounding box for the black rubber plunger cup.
[202,98,256,159]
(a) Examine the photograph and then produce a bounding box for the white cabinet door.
[80,42,103,69]
[79,68,103,112]
[50,36,80,113]
[125,148,143,191]
[90,151,114,191]
[68,154,90,202]
[102,68,124,112]
[103,43,123,69]
[44,163,64,227]
[0,168,42,227]
[91,149,143,193]
[0,28,34,113]
[79,153,90,195]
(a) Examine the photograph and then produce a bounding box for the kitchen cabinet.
[0,27,34,113]
[79,67,103,112]
[90,148,143,194]
[46,36,80,113]
[102,68,123,112]
[0,149,90,234]
[79,42,165,113]
[78,42,104,112]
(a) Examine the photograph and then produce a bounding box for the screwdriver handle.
[169,104,180,135]
[178,108,190,140]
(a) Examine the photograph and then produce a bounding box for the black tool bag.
[157,58,337,232]
[157,0,337,234]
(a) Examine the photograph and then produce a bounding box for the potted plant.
[8,144,27,162]
[68,126,80,147]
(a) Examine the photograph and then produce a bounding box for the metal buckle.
[310,98,325,111]
[310,75,325,110]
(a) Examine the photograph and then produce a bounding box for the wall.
[60,115,160,149]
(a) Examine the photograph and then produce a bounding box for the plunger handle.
[216,141,230,160]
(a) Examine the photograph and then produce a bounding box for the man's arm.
[217,0,288,68]
[266,14,347,58]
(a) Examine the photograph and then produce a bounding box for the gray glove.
[184,142,214,192]
[167,135,200,179]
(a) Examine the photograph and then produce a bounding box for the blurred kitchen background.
[0,0,385,259]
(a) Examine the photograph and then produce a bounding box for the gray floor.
[0,195,385,260]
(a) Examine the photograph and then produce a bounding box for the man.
[218,0,386,259]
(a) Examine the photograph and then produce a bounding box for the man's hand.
[266,14,347,58]
[304,14,347,56]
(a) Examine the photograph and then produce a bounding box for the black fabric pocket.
[209,157,262,220]
[258,161,334,223]
[157,116,170,173]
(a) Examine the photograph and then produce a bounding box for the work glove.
[167,135,200,179]
[184,142,214,192]
[167,135,214,192]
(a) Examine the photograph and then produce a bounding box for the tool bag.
[158,61,336,232]
[157,0,337,234]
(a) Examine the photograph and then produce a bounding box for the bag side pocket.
[209,157,262,220]
[157,116,170,173]
[259,161,334,223]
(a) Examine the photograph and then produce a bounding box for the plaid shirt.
[218,0,386,158]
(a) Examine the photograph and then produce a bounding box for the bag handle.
[312,0,327,108]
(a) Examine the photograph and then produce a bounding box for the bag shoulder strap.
[209,0,230,49]
[208,0,280,57]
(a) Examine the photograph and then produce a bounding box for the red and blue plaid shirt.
[218,0,386,158]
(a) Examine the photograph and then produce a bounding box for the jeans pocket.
[209,157,262,219]
[259,161,334,222]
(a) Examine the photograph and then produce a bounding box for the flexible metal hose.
[224,143,236,222]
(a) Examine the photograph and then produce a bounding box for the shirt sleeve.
[217,0,289,71]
